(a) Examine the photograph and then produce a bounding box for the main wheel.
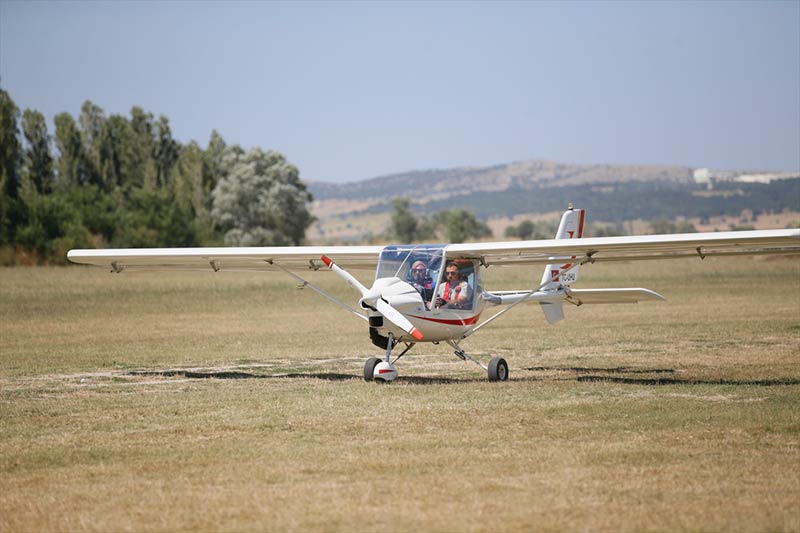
[364,357,382,381]
[488,357,509,382]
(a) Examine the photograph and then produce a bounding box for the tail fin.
[539,207,586,290]
[539,207,586,324]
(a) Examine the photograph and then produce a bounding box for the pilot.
[437,261,473,309]
[409,260,434,305]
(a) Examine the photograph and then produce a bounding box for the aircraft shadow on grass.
[129,367,800,387]
[525,366,800,387]
[128,369,467,384]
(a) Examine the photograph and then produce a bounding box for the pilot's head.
[445,261,461,282]
[410,260,427,283]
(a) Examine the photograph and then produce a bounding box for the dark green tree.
[153,115,179,189]
[21,110,54,195]
[0,88,21,199]
[79,100,106,188]
[129,106,157,189]
[0,89,23,246]
[432,209,492,243]
[391,197,418,243]
[516,220,535,240]
[98,114,137,190]
[172,141,205,216]
[113,187,196,248]
[54,112,85,187]
[505,219,554,240]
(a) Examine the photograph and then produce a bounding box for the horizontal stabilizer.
[564,288,665,305]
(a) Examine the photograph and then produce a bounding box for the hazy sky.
[2,1,799,183]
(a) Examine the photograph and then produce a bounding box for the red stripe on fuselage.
[408,314,481,326]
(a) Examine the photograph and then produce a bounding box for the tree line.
[0,88,313,264]
[389,198,493,243]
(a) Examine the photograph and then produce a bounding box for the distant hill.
[305,158,799,243]
[308,159,694,204]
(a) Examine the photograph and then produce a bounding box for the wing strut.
[265,260,368,322]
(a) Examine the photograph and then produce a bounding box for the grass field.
[1,258,799,531]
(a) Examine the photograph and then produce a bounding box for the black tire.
[364,357,382,381]
[488,357,508,382]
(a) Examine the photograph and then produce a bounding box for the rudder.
[539,207,586,324]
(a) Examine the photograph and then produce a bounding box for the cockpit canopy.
[376,245,480,311]
[376,245,445,283]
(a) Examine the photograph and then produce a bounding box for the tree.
[113,187,196,248]
[15,190,92,263]
[171,141,205,216]
[516,220,535,240]
[390,197,418,242]
[210,147,313,246]
[98,114,137,190]
[649,219,697,234]
[505,219,556,240]
[0,88,21,199]
[203,130,227,204]
[129,106,157,189]
[0,89,22,246]
[79,100,106,188]
[21,110,54,195]
[54,112,85,187]
[432,209,492,243]
[153,115,179,189]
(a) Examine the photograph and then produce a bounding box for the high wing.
[445,229,800,266]
[67,229,800,272]
[67,245,383,272]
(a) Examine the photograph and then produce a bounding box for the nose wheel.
[363,357,381,381]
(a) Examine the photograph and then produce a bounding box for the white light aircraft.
[67,207,800,383]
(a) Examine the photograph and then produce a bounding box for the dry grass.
[1,258,799,531]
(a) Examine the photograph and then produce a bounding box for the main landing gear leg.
[446,340,509,382]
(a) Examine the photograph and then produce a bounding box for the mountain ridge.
[307,159,696,203]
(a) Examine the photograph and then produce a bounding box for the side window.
[461,264,475,310]
[438,261,475,310]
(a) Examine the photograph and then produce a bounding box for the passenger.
[437,261,473,309]
[409,260,434,305]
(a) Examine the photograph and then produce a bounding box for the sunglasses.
[446,271,459,276]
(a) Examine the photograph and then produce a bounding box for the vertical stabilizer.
[539,207,586,323]
[539,207,586,290]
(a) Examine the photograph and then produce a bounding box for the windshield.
[376,245,445,285]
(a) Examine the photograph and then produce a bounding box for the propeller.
[321,255,423,341]
[376,298,424,341]
[321,255,369,295]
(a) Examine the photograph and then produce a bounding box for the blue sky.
[2,1,799,182]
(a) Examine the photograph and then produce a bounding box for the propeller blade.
[321,255,369,296]
[376,298,424,341]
